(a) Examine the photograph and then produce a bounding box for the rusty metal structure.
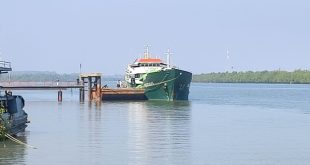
[79,73,102,102]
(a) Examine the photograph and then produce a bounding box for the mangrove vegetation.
[193,70,310,84]
[2,70,310,84]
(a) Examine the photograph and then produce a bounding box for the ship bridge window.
[131,64,139,67]
[135,74,140,78]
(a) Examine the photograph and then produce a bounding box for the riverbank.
[193,70,310,84]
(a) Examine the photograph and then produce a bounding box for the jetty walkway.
[0,63,146,102]
[0,74,146,102]
[0,81,83,90]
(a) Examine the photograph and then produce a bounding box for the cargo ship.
[125,47,192,101]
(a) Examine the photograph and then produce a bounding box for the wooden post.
[88,77,92,101]
[79,78,85,102]
[80,88,85,102]
[58,90,63,102]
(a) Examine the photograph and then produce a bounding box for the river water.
[1,83,310,165]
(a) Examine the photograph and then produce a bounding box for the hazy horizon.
[6,68,310,76]
[1,0,309,75]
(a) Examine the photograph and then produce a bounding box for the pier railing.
[0,61,11,69]
[0,81,83,89]
[0,61,12,74]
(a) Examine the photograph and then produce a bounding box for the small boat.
[0,61,28,137]
[125,47,192,101]
[0,94,28,135]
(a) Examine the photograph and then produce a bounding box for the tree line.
[0,71,122,82]
[2,70,310,84]
[193,70,310,84]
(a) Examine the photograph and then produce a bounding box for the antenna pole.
[226,49,233,72]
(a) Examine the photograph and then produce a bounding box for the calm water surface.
[1,83,310,165]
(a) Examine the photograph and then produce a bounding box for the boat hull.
[0,95,28,136]
[143,68,192,101]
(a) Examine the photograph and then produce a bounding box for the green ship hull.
[142,68,192,101]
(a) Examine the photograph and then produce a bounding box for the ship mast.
[144,45,151,59]
[165,49,173,68]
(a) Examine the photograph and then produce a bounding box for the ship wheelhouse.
[125,46,172,88]
[126,58,167,87]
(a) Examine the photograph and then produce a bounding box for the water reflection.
[3,84,310,164]
[127,101,191,165]
[74,101,192,165]
[0,132,28,164]
[77,101,104,165]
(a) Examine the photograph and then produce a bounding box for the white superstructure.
[125,47,168,87]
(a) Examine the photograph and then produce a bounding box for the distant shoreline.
[2,70,310,85]
[0,71,123,82]
[192,70,310,84]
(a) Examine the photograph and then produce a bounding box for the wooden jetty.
[0,81,84,102]
[0,73,146,102]
[0,81,83,90]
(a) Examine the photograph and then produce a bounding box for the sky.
[0,0,309,75]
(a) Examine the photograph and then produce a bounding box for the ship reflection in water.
[0,100,191,164]
[127,101,191,164]
[71,100,191,165]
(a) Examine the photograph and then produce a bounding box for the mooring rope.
[143,74,182,88]
[5,133,37,149]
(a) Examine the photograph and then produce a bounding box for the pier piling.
[79,88,85,102]
[58,90,63,102]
